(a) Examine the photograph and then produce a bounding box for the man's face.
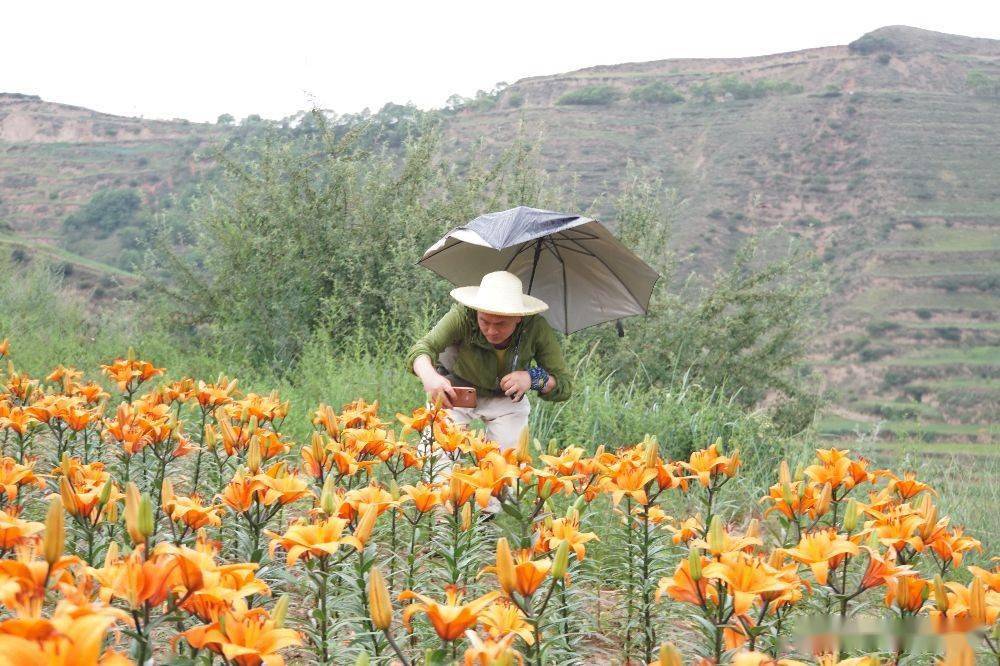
[476,312,522,346]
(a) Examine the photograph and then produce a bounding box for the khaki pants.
[446,392,530,451]
[436,343,530,451]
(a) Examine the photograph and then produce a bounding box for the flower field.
[0,344,995,665]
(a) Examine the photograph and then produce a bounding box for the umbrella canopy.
[419,206,660,334]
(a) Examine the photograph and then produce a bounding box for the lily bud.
[643,437,659,468]
[707,515,724,554]
[552,540,570,580]
[43,496,65,565]
[781,481,794,507]
[161,478,175,510]
[124,482,144,545]
[745,518,760,541]
[204,424,217,451]
[60,453,73,478]
[388,478,400,501]
[460,502,472,531]
[104,541,119,567]
[59,476,80,517]
[98,477,113,506]
[310,431,326,465]
[657,642,682,666]
[368,567,393,630]
[815,483,832,516]
[353,505,378,549]
[138,494,155,540]
[320,475,337,516]
[895,578,910,610]
[495,538,516,595]
[932,574,949,612]
[355,652,370,666]
[247,437,262,474]
[778,460,791,486]
[272,594,290,628]
[515,426,531,463]
[970,577,986,625]
[688,548,703,582]
[547,438,558,455]
[793,463,805,483]
[843,500,860,532]
[571,494,587,515]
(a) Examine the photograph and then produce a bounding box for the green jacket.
[405,304,573,403]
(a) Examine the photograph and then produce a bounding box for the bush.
[629,82,684,104]
[64,188,144,236]
[692,76,803,102]
[556,85,622,106]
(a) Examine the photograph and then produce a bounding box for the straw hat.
[450,271,549,317]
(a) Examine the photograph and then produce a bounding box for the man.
[405,271,573,450]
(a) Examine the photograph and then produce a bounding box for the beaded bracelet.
[528,366,549,392]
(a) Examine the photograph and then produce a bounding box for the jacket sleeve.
[404,304,467,376]
[532,318,573,403]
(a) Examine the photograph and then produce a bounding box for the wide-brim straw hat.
[450,271,549,317]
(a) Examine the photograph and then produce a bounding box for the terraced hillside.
[437,26,999,442]
[0,26,996,442]
[0,92,225,292]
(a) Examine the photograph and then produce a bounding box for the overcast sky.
[4,0,997,123]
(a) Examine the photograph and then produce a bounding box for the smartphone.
[451,386,477,408]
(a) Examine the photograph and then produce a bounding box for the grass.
[817,415,996,439]
[900,321,1000,331]
[883,227,1000,253]
[0,234,136,278]
[845,288,999,313]
[886,345,999,367]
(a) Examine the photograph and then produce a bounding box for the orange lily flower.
[0,599,131,665]
[858,546,915,590]
[884,576,929,613]
[0,457,44,503]
[463,631,524,666]
[656,556,716,607]
[164,494,223,531]
[702,552,795,616]
[100,357,164,394]
[90,545,177,610]
[538,514,599,561]
[888,472,934,501]
[0,511,44,552]
[252,464,312,506]
[781,529,859,586]
[179,600,301,666]
[478,599,534,644]
[266,516,359,566]
[400,585,500,641]
[680,442,739,488]
[400,483,443,514]
[450,452,518,509]
[667,515,704,545]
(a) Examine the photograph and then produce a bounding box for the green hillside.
[0,26,996,442]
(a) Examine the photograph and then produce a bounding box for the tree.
[216,113,235,125]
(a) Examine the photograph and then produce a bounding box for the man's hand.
[422,372,457,409]
[500,371,531,402]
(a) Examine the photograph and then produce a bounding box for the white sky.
[4,0,998,123]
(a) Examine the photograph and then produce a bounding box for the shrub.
[556,85,622,106]
[629,82,684,104]
[64,188,144,236]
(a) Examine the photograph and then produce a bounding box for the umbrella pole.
[526,239,542,294]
